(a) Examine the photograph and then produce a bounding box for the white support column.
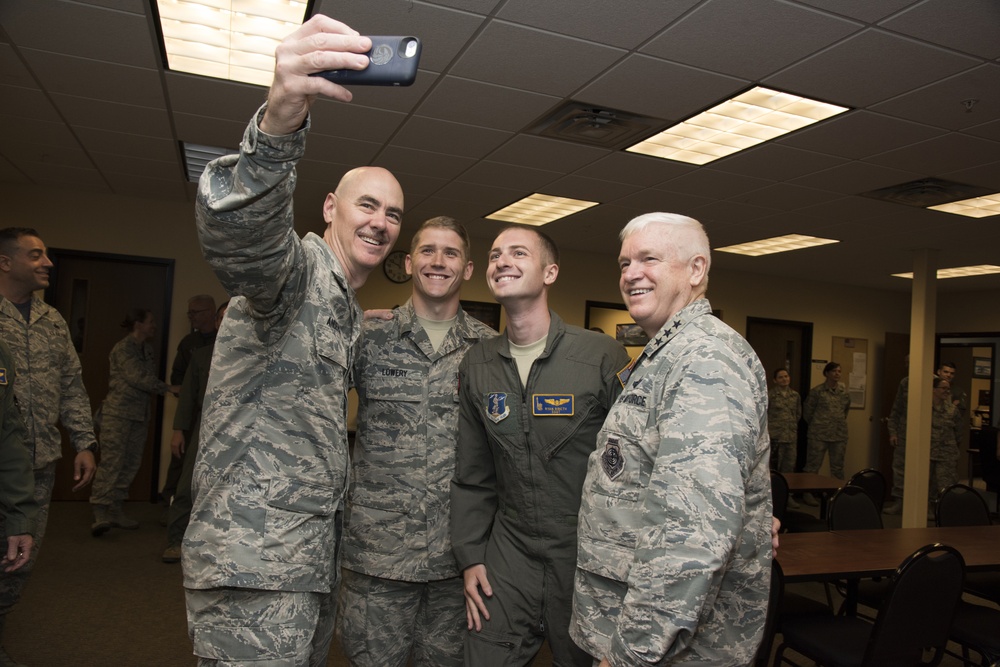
[902,249,937,527]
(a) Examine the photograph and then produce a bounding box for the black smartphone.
[313,36,421,87]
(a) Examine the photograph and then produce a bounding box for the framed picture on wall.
[461,300,501,331]
[973,357,992,378]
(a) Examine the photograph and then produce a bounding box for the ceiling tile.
[416,76,559,131]
[50,93,172,137]
[574,151,693,187]
[487,135,610,172]
[393,117,513,159]
[22,49,164,107]
[881,0,1000,59]
[657,169,771,200]
[790,160,923,194]
[870,64,1000,131]
[712,144,848,182]
[790,0,918,24]
[456,160,561,191]
[778,111,944,159]
[643,0,861,80]
[541,175,642,204]
[865,132,1000,175]
[373,145,476,181]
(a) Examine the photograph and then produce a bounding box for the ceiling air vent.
[527,102,662,149]
[860,178,994,208]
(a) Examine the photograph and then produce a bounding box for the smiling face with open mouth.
[486,227,558,306]
[407,227,473,304]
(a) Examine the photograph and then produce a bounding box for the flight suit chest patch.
[532,394,573,416]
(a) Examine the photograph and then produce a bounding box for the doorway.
[46,249,174,501]
[746,317,813,471]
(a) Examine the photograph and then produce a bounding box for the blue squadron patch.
[486,392,510,423]
[602,436,624,480]
[532,394,573,416]
[0,367,7,385]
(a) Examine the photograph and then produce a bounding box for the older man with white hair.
[570,212,773,666]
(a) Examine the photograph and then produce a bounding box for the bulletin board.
[832,336,868,409]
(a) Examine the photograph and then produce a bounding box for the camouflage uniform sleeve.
[114,340,169,396]
[195,103,308,319]
[887,378,906,437]
[55,320,97,453]
[449,351,497,570]
[0,348,37,536]
[802,385,817,424]
[609,348,760,665]
[172,351,204,431]
[794,390,802,422]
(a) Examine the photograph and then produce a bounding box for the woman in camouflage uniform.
[89,308,177,536]
[929,377,961,517]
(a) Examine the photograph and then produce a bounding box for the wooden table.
[783,472,843,518]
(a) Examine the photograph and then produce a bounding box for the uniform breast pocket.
[261,477,335,565]
[365,372,425,403]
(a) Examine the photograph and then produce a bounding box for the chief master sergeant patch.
[602,436,624,480]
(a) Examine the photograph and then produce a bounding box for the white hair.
[620,212,711,273]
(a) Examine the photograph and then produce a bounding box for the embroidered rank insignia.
[486,392,510,423]
[602,437,625,480]
[532,394,574,416]
[0,368,7,386]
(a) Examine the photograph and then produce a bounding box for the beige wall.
[5,182,999,490]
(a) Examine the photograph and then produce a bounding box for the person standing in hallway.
[89,308,178,536]
[801,362,851,504]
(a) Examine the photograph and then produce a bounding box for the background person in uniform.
[181,16,405,666]
[161,294,217,508]
[90,308,178,536]
[802,362,851,504]
[929,377,961,520]
[883,356,910,515]
[0,337,38,667]
[339,217,495,667]
[451,226,630,667]
[162,300,228,564]
[936,361,969,422]
[0,227,97,666]
[767,369,801,474]
[570,213,772,667]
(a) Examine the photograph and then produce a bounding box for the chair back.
[827,484,882,531]
[936,483,991,527]
[753,559,782,667]
[864,543,965,666]
[848,467,886,512]
[770,470,788,524]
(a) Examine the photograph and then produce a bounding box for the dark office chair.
[846,468,886,513]
[827,484,883,531]
[754,560,832,667]
[773,543,965,667]
[946,600,1000,667]
[974,426,1000,515]
[935,483,992,527]
[771,471,826,533]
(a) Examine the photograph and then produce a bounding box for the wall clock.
[383,250,410,283]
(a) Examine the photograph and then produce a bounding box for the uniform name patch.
[379,368,408,377]
[486,392,510,423]
[622,394,646,408]
[532,394,574,416]
[602,436,625,480]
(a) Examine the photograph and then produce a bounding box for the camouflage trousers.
[769,440,796,473]
[90,415,148,507]
[337,569,464,667]
[804,438,847,480]
[889,439,906,500]
[186,586,337,666]
[0,462,56,617]
[929,454,959,504]
[166,424,201,547]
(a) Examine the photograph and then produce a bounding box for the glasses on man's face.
[187,308,211,317]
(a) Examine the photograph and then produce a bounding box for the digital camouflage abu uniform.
[183,105,360,665]
[803,380,851,479]
[339,300,495,667]
[929,399,961,504]
[767,385,800,473]
[0,338,38,557]
[0,295,96,618]
[90,333,170,512]
[571,298,772,666]
[886,376,909,502]
[451,312,630,667]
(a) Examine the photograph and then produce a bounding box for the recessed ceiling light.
[715,234,839,257]
[183,142,238,182]
[927,193,1000,218]
[892,265,1000,280]
[485,193,599,226]
[626,87,849,165]
[155,0,310,86]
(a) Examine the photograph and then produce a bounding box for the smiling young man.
[339,216,496,667]
[181,16,405,666]
[0,227,98,666]
[571,212,772,667]
[451,226,630,666]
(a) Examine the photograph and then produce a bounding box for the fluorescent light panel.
[155,0,309,86]
[183,142,238,182]
[626,87,849,165]
[893,265,1000,280]
[485,193,599,226]
[927,193,1000,218]
[715,234,839,257]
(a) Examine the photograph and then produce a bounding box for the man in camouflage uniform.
[803,362,851,482]
[930,377,961,518]
[339,217,495,666]
[0,228,98,667]
[182,17,405,666]
[571,213,772,667]
[936,362,969,423]
[451,226,630,666]
[884,372,910,515]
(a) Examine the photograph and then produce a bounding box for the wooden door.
[46,249,174,501]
